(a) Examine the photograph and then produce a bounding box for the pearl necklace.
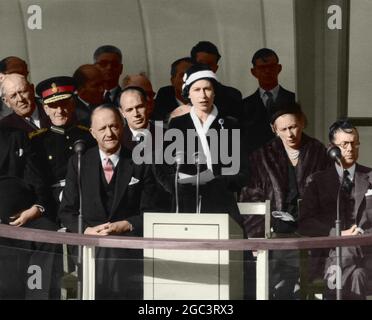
[285,148,300,160]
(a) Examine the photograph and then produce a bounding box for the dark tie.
[341,170,353,193]
[104,91,112,104]
[27,117,39,129]
[103,158,114,183]
[264,91,275,115]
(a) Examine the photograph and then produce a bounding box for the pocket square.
[16,148,24,157]
[129,177,140,186]
[365,189,372,197]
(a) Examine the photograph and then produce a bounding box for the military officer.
[32,76,96,218]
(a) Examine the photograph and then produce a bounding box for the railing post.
[82,245,95,300]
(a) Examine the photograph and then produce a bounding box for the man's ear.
[270,123,276,134]
[277,64,282,74]
[89,127,96,139]
[251,67,258,79]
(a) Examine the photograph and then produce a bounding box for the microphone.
[175,151,184,166]
[74,139,86,154]
[327,145,342,166]
[192,152,200,165]
[218,118,224,129]
[327,144,344,300]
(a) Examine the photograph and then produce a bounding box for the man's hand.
[84,222,111,236]
[84,221,132,236]
[106,220,132,235]
[9,205,42,227]
[341,224,359,236]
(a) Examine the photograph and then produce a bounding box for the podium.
[143,212,243,300]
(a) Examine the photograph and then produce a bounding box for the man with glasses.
[242,48,295,153]
[299,118,372,299]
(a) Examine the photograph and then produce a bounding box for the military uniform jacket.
[0,127,48,209]
[30,124,96,188]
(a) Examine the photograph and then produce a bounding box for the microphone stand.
[335,162,344,300]
[77,149,83,300]
[73,140,86,300]
[195,155,201,214]
[175,162,180,214]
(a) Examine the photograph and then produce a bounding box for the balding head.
[123,73,155,115]
[0,74,35,117]
[90,105,124,155]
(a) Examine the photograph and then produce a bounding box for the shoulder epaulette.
[28,128,48,139]
[77,124,90,132]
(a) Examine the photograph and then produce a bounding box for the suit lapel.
[110,149,133,217]
[354,165,370,224]
[87,148,107,219]
[0,130,11,170]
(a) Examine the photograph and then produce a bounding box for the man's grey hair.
[0,73,28,98]
[122,71,148,87]
[93,45,122,63]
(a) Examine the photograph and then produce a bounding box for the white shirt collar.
[259,85,280,102]
[129,124,151,142]
[26,107,40,128]
[99,146,121,168]
[335,163,356,181]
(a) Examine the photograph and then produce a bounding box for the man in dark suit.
[242,48,295,153]
[119,86,171,212]
[73,64,105,125]
[93,45,123,107]
[59,105,156,299]
[299,119,372,300]
[0,126,61,299]
[0,73,50,133]
[152,57,193,122]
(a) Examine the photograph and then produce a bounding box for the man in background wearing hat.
[0,73,50,133]
[242,48,295,154]
[32,76,96,218]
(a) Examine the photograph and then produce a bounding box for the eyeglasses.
[335,141,360,149]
